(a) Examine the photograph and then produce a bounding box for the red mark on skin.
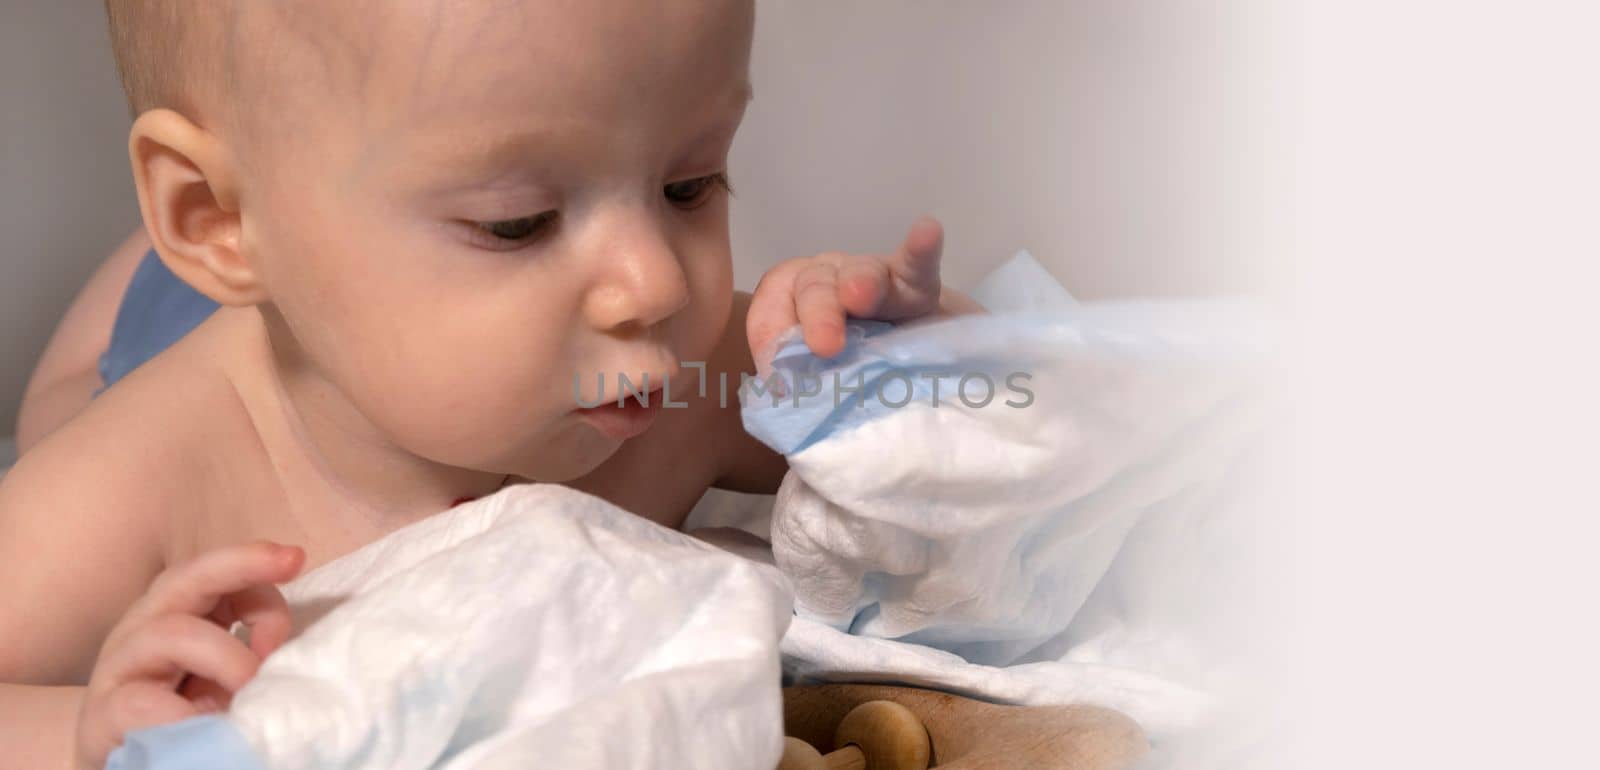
[450,475,512,508]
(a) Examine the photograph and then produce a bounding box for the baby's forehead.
[234,0,751,126]
[226,0,753,185]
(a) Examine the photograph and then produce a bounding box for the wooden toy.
[778,684,1147,770]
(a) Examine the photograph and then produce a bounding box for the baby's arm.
[0,439,172,678]
[0,408,273,766]
[0,429,170,766]
[16,226,151,454]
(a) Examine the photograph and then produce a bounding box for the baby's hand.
[746,216,983,369]
[74,542,304,770]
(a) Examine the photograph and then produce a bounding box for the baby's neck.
[220,307,508,551]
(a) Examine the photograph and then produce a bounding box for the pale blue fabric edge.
[105,715,264,770]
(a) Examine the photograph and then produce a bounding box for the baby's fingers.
[793,260,848,359]
[876,216,946,320]
[80,681,198,768]
[104,614,263,694]
[133,542,304,624]
[212,582,295,659]
[107,682,196,727]
[893,216,944,284]
[178,674,236,714]
[836,257,891,318]
[746,257,805,372]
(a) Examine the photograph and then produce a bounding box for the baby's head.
[106,0,754,481]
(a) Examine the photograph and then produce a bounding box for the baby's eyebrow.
[477,128,558,163]
[412,82,754,185]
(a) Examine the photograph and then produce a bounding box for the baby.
[0,1,980,767]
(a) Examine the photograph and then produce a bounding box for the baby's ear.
[127,109,263,306]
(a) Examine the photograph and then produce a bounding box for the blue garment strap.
[97,248,220,392]
[105,715,265,770]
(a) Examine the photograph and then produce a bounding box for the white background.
[1282,1,1600,766]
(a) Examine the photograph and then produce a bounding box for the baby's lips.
[572,361,679,405]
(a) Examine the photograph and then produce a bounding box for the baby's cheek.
[680,253,736,360]
[310,313,503,457]
[364,375,553,472]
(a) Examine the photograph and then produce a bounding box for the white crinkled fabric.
[231,483,794,770]
[730,251,1279,761]
[109,251,1277,770]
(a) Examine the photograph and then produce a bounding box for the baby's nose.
[583,220,691,332]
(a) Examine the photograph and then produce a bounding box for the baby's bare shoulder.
[0,357,237,682]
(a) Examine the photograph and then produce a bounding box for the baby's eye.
[470,211,557,249]
[664,172,732,209]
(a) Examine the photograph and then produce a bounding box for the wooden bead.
[824,746,866,770]
[777,700,929,770]
[783,684,1150,769]
[832,700,931,770]
[777,736,828,770]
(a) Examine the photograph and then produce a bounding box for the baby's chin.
[480,417,627,484]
